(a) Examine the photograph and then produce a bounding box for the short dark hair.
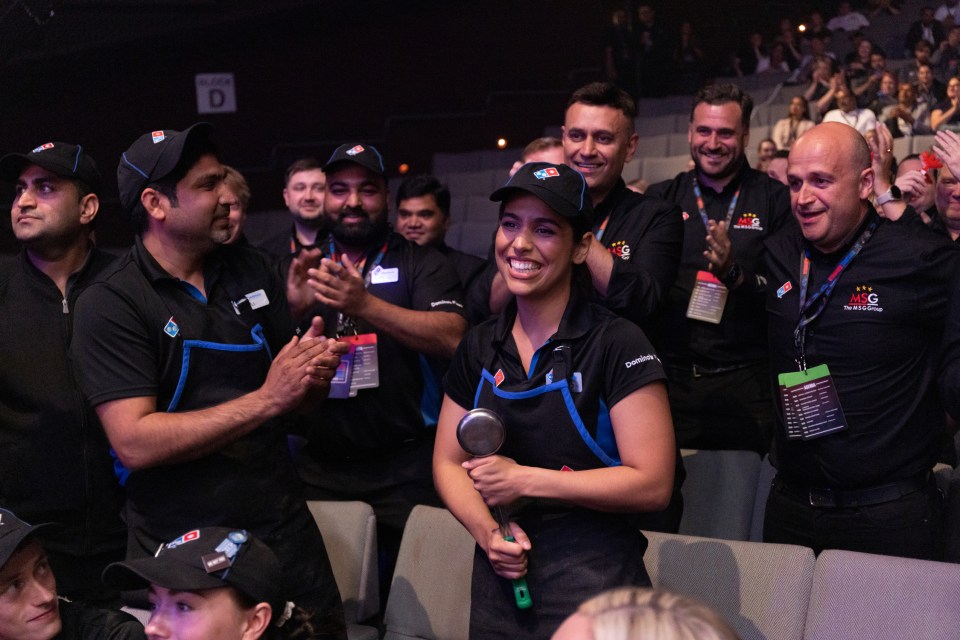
[130,137,219,234]
[691,83,753,128]
[396,174,451,218]
[284,157,323,186]
[567,82,637,132]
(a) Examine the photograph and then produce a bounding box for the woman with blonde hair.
[552,587,741,640]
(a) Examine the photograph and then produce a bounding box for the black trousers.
[763,474,944,560]
[666,361,774,454]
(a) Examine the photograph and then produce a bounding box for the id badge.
[342,333,380,392]
[777,364,848,440]
[686,270,728,324]
[328,346,355,399]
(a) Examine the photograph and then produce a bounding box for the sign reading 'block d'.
[195,73,237,114]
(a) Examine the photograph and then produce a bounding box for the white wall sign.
[195,73,237,114]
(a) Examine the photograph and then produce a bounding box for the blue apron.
[468,343,650,640]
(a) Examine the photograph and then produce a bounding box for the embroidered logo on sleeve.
[163,317,180,338]
[843,284,883,312]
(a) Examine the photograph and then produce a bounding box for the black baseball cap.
[102,527,284,614]
[117,123,214,213]
[0,509,53,568]
[322,143,386,177]
[490,162,594,230]
[0,142,102,193]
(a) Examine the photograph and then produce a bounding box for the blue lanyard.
[692,176,741,230]
[326,236,388,284]
[792,218,877,369]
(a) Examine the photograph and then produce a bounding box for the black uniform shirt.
[591,179,683,329]
[765,207,960,488]
[647,164,793,365]
[304,231,466,458]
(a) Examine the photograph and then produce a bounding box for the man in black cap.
[291,142,467,581]
[71,124,347,638]
[0,508,144,639]
[0,142,127,605]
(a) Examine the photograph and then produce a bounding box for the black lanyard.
[792,218,878,370]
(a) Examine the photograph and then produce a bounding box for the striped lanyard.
[692,175,741,230]
[792,218,878,370]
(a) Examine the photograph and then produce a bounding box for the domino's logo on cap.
[533,167,560,180]
[346,145,364,156]
[152,131,166,144]
[31,143,55,153]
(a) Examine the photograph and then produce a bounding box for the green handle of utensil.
[503,535,532,609]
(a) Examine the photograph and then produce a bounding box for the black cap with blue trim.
[322,143,386,177]
[0,142,102,193]
[490,162,594,230]
[117,123,214,213]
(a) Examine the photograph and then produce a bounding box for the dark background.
[0,0,820,250]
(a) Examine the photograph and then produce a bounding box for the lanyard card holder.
[328,344,355,399]
[777,364,848,440]
[687,270,728,324]
[341,333,379,394]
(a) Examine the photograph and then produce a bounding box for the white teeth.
[510,259,540,273]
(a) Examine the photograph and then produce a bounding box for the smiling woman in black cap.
[102,527,322,640]
[434,162,676,639]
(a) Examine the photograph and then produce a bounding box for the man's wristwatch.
[876,185,902,205]
[721,262,742,288]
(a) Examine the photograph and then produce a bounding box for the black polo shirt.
[444,290,666,450]
[303,231,466,459]
[591,179,683,329]
[647,164,793,365]
[766,208,960,488]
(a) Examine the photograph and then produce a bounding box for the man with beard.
[647,83,792,454]
[71,124,347,638]
[292,143,467,584]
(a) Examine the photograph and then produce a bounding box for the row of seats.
[358,504,960,640]
[303,446,960,639]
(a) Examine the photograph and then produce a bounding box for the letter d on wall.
[196,73,237,114]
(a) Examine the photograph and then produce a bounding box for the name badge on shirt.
[369,265,399,285]
[686,270,728,324]
[245,289,269,309]
[777,364,848,440]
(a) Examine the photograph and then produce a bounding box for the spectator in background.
[509,136,564,177]
[894,154,939,224]
[905,7,946,54]
[790,35,835,85]
[932,139,960,239]
[223,165,251,245]
[899,39,934,85]
[852,48,888,108]
[553,588,741,640]
[883,82,933,136]
[775,18,803,71]
[735,32,768,76]
[756,138,777,171]
[764,43,792,74]
[672,21,705,95]
[637,3,670,97]
[867,71,900,116]
[772,96,815,150]
[804,56,843,119]
[916,62,947,109]
[827,1,870,31]
[931,76,960,130]
[823,87,878,136]
[604,8,639,98]
[932,25,960,82]
[935,0,960,24]
[801,11,832,45]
